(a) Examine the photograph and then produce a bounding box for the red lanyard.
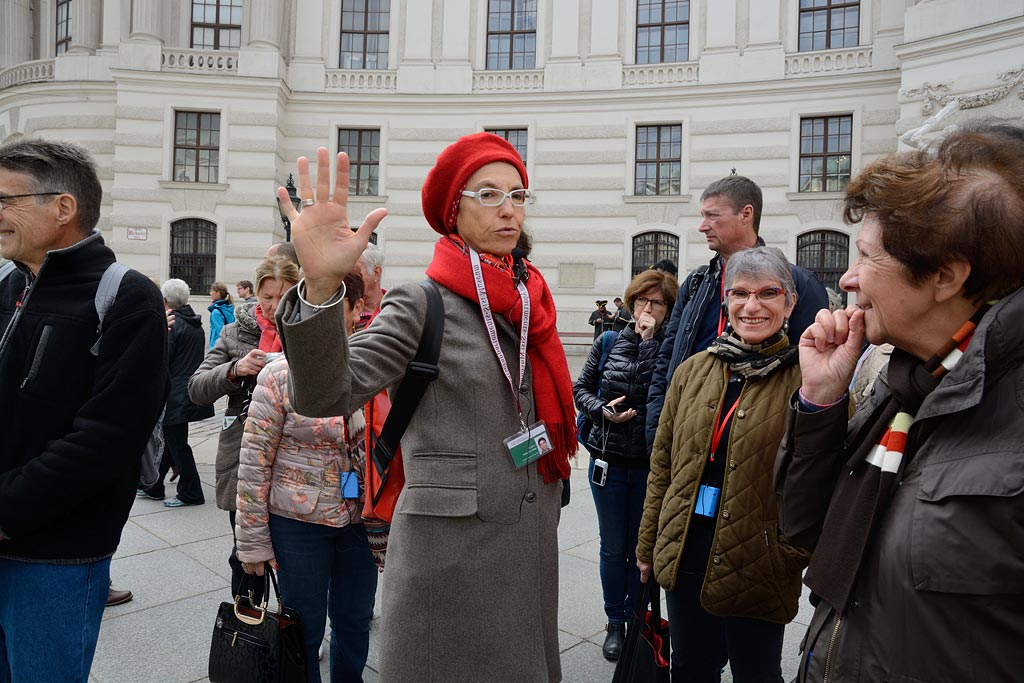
[708,394,740,463]
[717,261,727,336]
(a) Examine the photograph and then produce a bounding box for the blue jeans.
[664,570,783,683]
[588,457,648,624]
[269,515,378,683]
[0,556,111,683]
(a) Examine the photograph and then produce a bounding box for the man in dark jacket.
[139,278,214,506]
[0,138,168,681]
[645,175,828,449]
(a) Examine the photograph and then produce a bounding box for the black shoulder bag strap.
[369,279,445,479]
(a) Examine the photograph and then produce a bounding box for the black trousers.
[144,423,204,504]
[664,570,784,683]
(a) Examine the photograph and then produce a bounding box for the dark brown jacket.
[637,351,809,624]
[774,287,1024,682]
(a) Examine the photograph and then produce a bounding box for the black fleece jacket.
[0,232,168,562]
[574,325,663,468]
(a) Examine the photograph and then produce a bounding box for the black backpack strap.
[370,279,445,476]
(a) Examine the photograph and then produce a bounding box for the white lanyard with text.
[469,248,531,431]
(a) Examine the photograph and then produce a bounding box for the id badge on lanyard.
[469,249,543,469]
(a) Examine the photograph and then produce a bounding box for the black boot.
[602,622,625,661]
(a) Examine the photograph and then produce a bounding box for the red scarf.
[425,236,577,484]
[254,304,282,353]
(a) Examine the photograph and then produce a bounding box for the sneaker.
[163,496,203,508]
[136,488,164,501]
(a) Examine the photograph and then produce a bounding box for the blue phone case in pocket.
[694,484,721,518]
[341,471,359,499]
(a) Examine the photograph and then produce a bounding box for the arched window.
[631,231,679,278]
[797,230,849,302]
[170,218,217,292]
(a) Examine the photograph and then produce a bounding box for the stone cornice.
[893,15,1024,64]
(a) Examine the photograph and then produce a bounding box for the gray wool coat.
[277,280,563,683]
[187,303,260,511]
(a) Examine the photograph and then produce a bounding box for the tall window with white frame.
[797,230,849,303]
[170,218,217,293]
[173,111,221,184]
[632,232,680,277]
[798,0,859,52]
[191,0,242,50]
[485,128,528,164]
[636,0,689,64]
[55,0,72,55]
[340,0,391,69]
[634,124,682,196]
[338,129,380,196]
[799,114,852,192]
[486,0,537,70]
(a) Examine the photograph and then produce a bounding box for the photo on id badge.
[503,421,551,469]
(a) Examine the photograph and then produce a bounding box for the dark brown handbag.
[208,566,306,683]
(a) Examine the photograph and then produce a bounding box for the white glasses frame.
[460,188,535,207]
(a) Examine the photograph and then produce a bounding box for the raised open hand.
[798,305,866,405]
[277,148,388,304]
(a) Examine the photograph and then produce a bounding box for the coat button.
[736,409,746,419]
[525,491,536,503]
[729,460,737,470]
[722,510,730,520]
[712,555,721,565]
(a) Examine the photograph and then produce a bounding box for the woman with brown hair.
[573,268,677,660]
[207,280,235,349]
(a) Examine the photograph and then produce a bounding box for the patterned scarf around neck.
[424,235,577,484]
[707,330,798,379]
[804,304,991,613]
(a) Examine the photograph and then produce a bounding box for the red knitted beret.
[421,132,529,236]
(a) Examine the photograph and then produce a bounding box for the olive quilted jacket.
[637,351,810,624]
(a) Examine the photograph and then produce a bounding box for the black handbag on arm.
[612,579,671,683]
[208,566,306,683]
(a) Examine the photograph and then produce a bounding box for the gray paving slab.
[114,518,172,559]
[177,535,236,582]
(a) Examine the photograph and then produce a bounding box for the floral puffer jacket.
[235,359,366,565]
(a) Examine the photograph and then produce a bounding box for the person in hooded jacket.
[208,281,236,349]
[139,278,214,506]
[573,268,677,660]
[188,266,273,599]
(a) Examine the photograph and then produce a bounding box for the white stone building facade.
[1,0,1022,331]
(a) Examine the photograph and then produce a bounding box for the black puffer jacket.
[574,325,663,468]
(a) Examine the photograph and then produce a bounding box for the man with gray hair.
[646,175,828,450]
[0,138,168,680]
[139,278,213,506]
[353,240,385,330]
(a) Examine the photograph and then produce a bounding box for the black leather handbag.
[612,580,671,683]
[208,567,307,683]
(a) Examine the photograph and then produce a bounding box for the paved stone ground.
[92,357,813,682]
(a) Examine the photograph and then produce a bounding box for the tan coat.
[637,352,809,624]
[277,281,562,683]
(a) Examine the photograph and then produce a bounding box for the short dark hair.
[843,120,1024,303]
[0,138,102,233]
[237,280,254,293]
[343,272,364,306]
[700,175,763,233]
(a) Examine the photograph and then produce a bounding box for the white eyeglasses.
[460,188,534,207]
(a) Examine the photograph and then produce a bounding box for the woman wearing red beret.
[275,133,576,682]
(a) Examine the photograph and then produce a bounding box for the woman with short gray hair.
[636,245,811,681]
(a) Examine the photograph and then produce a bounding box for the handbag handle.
[233,563,285,626]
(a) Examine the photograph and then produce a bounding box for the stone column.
[130,0,163,43]
[100,0,123,49]
[704,0,737,50]
[0,0,33,68]
[68,0,101,53]
[396,0,435,93]
[247,0,283,49]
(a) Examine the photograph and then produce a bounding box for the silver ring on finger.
[300,198,316,207]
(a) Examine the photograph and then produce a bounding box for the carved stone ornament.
[900,66,1024,115]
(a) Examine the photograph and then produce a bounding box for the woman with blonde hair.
[573,268,677,660]
[188,256,300,602]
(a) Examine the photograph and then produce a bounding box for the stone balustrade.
[324,70,397,91]
[0,59,55,90]
[161,49,238,73]
[785,47,873,76]
[622,62,699,88]
[472,69,544,92]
